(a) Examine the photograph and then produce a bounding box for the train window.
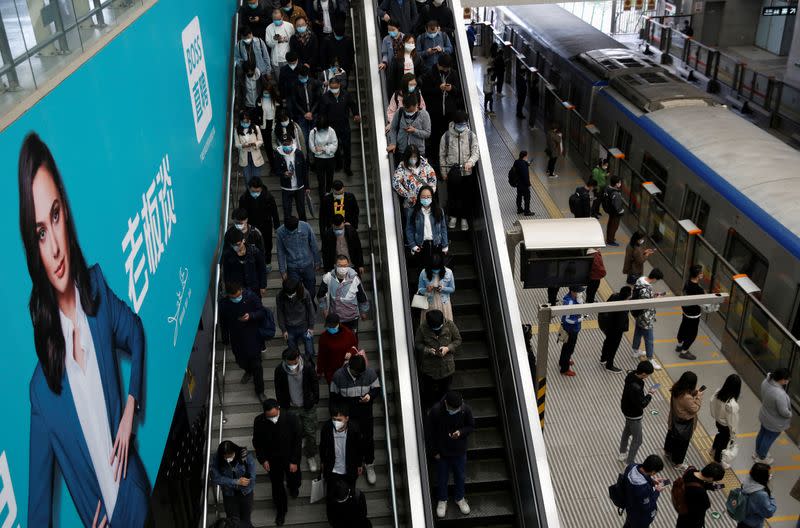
[615,125,633,157]
[640,152,669,196]
[724,231,768,290]
[681,188,710,231]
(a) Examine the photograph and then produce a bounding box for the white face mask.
[286,362,299,371]
[225,456,235,463]
[268,415,279,424]
[404,43,415,52]
[332,419,345,431]
[336,266,348,278]
[243,37,253,44]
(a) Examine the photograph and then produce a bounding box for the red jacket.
[590,251,607,280]
[317,325,358,384]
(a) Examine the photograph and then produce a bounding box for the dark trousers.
[547,286,560,305]
[341,318,359,334]
[600,330,624,368]
[436,453,466,502]
[447,174,473,222]
[586,279,601,303]
[282,188,307,221]
[516,186,531,213]
[334,125,351,171]
[711,422,731,462]
[263,120,274,164]
[420,372,453,409]
[287,264,316,301]
[607,214,621,244]
[223,492,254,527]
[495,71,505,94]
[268,458,302,515]
[352,411,375,464]
[664,427,692,464]
[410,240,442,273]
[546,156,558,175]
[483,92,493,111]
[676,315,700,351]
[315,157,336,201]
[559,329,579,372]
[235,354,264,395]
[516,89,526,115]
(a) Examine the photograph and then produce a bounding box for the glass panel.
[712,258,735,320]
[693,239,715,294]
[696,200,710,232]
[674,227,689,274]
[726,282,746,340]
[579,126,590,162]
[741,301,796,374]
[681,188,698,220]
[637,176,650,232]
[648,200,677,264]
[725,232,769,290]
[619,162,633,211]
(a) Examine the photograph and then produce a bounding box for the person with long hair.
[417,252,455,321]
[235,109,265,183]
[389,34,422,95]
[209,440,257,526]
[622,231,654,285]
[405,185,448,267]
[386,73,427,130]
[664,371,704,471]
[709,374,741,468]
[737,463,777,528]
[18,133,150,527]
[391,144,436,225]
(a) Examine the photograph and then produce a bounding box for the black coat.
[221,243,267,293]
[219,289,265,360]
[272,149,310,190]
[278,64,300,101]
[426,401,474,457]
[422,4,455,34]
[252,412,302,465]
[288,78,323,120]
[388,53,423,95]
[599,292,629,334]
[319,90,358,129]
[320,34,355,72]
[274,361,320,410]
[420,67,462,119]
[327,489,371,528]
[319,191,360,231]
[572,186,592,218]
[239,2,269,38]
[512,159,530,190]
[620,372,652,419]
[238,189,281,243]
[289,33,320,72]
[377,0,418,35]
[321,225,364,270]
[319,420,364,479]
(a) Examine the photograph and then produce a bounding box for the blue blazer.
[29,264,150,527]
[405,208,449,250]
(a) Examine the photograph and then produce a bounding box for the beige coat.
[670,390,703,431]
[235,126,265,167]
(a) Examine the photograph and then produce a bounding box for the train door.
[640,152,669,196]
[680,188,711,231]
[790,285,800,339]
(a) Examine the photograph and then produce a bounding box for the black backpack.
[568,190,581,216]
[601,187,614,214]
[608,470,628,515]
[508,166,518,186]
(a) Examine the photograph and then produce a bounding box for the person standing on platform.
[598,285,631,372]
[754,368,792,464]
[239,176,281,272]
[674,264,704,361]
[709,374,740,468]
[318,254,370,333]
[603,176,625,246]
[558,285,584,377]
[276,277,316,362]
[664,371,704,472]
[545,124,563,178]
[277,215,321,296]
[252,399,302,526]
[591,158,609,217]
[510,150,533,215]
[492,47,506,95]
[674,463,725,528]
[631,268,664,370]
[317,313,359,384]
[623,231,654,285]
[618,360,655,465]
[569,178,597,218]
[326,479,372,528]
[482,66,495,115]
[319,405,364,488]
[737,463,778,528]
[274,347,320,472]
[415,309,461,408]
[515,67,528,118]
[320,179,360,232]
[440,110,479,232]
[621,454,665,528]
[466,23,475,59]
[585,248,606,303]
[428,390,473,519]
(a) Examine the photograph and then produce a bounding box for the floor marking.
[663,359,728,368]
[735,465,800,475]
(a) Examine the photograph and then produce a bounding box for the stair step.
[215,404,388,433]
[433,490,515,526]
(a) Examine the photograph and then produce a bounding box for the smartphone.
[650,383,661,391]
[712,483,725,490]
[661,479,671,486]
[699,385,707,392]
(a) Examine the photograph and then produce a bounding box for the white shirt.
[332,427,347,474]
[265,21,295,65]
[281,149,301,190]
[320,0,332,33]
[403,54,414,75]
[60,286,119,518]
[261,95,276,124]
[422,207,433,241]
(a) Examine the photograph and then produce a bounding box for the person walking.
[378,0,418,35]
[319,405,364,488]
[219,282,268,402]
[254,79,278,164]
[309,114,339,201]
[623,232,655,285]
[273,134,311,221]
[239,176,281,270]
[318,77,361,177]
[754,368,792,464]
[618,361,656,465]
[631,268,665,370]
[329,355,381,485]
[416,252,455,321]
[415,309,461,408]
[439,110,479,231]
[482,65,495,115]
[585,247,606,303]
[664,371,704,471]
[288,64,322,148]
[709,374,740,468]
[736,463,777,528]
[558,285,585,377]
[274,347,320,473]
[428,390,473,518]
[326,479,372,528]
[621,454,666,528]
[222,227,267,298]
[318,255,370,333]
[210,441,257,528]
[378,19,404,73]
[545,124,563,178]
[232,207,266,257]
[236,25,272,79]
[391,144,437,225]
[599,286,632,372]
[265,8,295,80]
[252,399,302,526]
[235,111,266,183]
[674,463,725,528]
[675,264,705,361]
[316,313,359,384]
[321,214,364,274]
[387,35,423,96]
[511,150,533,215]
[240,0,268,39]
[276,215,322,298]
[604,176,625,246]
[386,74,427,129]
[319,179,360,232]
[276,277,316,362]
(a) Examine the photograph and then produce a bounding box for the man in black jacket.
[618,361,655,465]
[515,66,528,118]
[570,178,597,218]
[675,264,704,361]
[252,399,302,525]
[232,207,266,256]
[319,180,360,231]
[239,0,268,39]
[278,51,300,103]
[219,282,267,401]
[604,176,625,246]
[319,405,364,487]
[320,22,355,73]
[319,77,360,176]
[322,214,364,273]
[420,53,461,169]
[221,227,267,297]
[274,347,320,472]
[599,285,632,372]
[511,150,533,216]
[427,391,474,519]
[288,65,322,147]
[326,479,371,528]
[675,463,725,528]
[238,176,280,269]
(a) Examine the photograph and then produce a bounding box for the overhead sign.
[762,6,797,15]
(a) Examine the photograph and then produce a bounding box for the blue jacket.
[277,221,321,272]
[623,463,660,527]
[416,31,453,70]
[560,293,582,333]
[28,264,150,527]
[219,289,266,360]
[380,33,403,66]
[210,452,257,497]
[405,207,449,251]
[739,478,777,528]
[417,267,455,305]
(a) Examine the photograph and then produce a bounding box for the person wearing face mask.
[319,406,365,489]
[309,114,339,201]
[320,179,359,231]
[674,264,704,361]
[416,20,453,71]
[426,391,474,518]
[255,78,280,164]
[386,74,427,131]
[276,277,316,361]
[622,231,655,285]
[232,207,266,257]
[422,0,455,36]
[734,463,777,528]
[273,135,311,220]
[319,77,361,177]
[265,8,295,81]
[288,16,319,73]
[558,285,585,377]
[277,215,322,297]
[322,214,364,273]
[415,310,461,408]
[329,355,381,485]
[318,254,370,333]
[417,252,455,321]
[288,64,322,146]
[317,313,358,383]
[378,0,418,35]
[239,0,268,40]
[238,65,265,113]
[277,50,300,101]
[603,175,625,246]
[274,347,320,473]
[386,94,431,159]
[421,53,462,167]
[252,399,302,526]
[279,0,308,26]
[310,0,346,38]
[222,227,267,297]
[326,478,371,528]
[754,368,792,465]
[234,110,265,183]
[320,22,354,72]
[391,144,436,225]
[272,107,307,154]
[388,35,422,96]
[378,19,404,73]
[406,185,448,265]
[238,176,281,271]
[236,25,272,77]
[210,441,257,527]
[439,110,479,231]
[219,282,268,402]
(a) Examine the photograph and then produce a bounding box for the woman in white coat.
[309,113,338,201]
[710,373,741,469]
[234,110,265,182]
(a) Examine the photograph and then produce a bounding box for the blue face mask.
[327,326,340,335]
[282,6,291,11]
[432,324,443,332]
[241,121,250,128]
[427,31,439,39]
[431,268,441,273]
[404,110,417,118]
[455,123,468,133]
[250,190,261,198]
[447,407,460,415]
[231,294,243,303]
[296,25,307,33]
[407,84,417,92]
[248,2,258,7]
[263,92,271,98]
[420,197,432,207]
[273,19,283,26]
[299,76,309,84]
[282,145,294,153]
[333,228,345,236]
[388,30,398,38]
[334,35,344,41]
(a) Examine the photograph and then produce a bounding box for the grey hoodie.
[759,374,792,432]
[285,357,305,408]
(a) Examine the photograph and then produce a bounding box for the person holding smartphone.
[665,372,705,472]
[618,361,656,465]
[621,454,667,528]
[415,309,461,409]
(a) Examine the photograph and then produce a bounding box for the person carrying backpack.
[568,179,597,218]
[727,463,776,528]
[621,455,666,527]
[673,462,725,528]
[604,176,625,246]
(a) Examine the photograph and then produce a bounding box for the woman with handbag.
[416,252,455,321]
[710,374,741,469]
[664,371,705,471]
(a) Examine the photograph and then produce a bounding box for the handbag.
[310,475,326,503]
[556,327,569,343]
[411,293,429,310]
[721,441,738,465]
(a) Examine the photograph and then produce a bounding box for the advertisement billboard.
[0,0,231,526]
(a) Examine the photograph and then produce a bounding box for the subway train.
[491,4,800,337]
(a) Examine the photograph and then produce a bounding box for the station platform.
[471,58,800,527]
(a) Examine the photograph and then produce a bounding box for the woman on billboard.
[18,133,150,527]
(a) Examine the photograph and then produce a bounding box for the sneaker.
[675,345,683,352]
[631,349,642,358]
[755,455,774,465]
[548,173,559,179]
[365,463,377,485]
[617,450,628,462]
[607,241,620,246]
[523,211,534,216]
[606,365,623,373]
[436,501,447,519]
[460,219,469,231]
[650,359,662,370]
[599,357,607,364]
[448,218,457,229]
[517,209,524,214]
[308,457,318,473]
[674,463,689,472]
[678,351,697,360]
[456,498,471,515]
[241,372,252,384]
[560,370,576,377]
